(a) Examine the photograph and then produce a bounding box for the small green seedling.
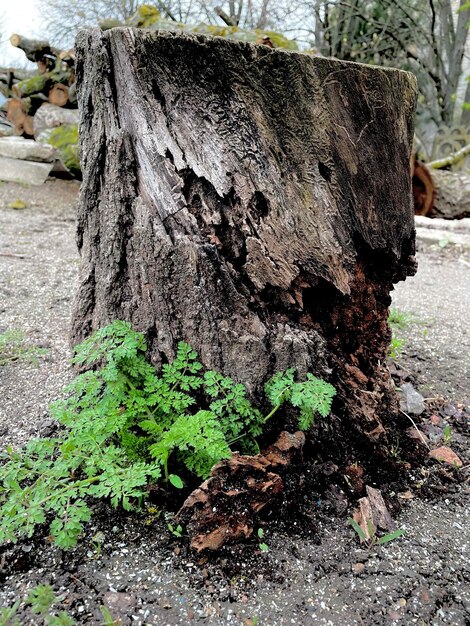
[388,308,413,331]
[388,336,405,359]
[257,528,269,552]
[387,308,421,360]
[0,329,47,366]
[90,531,105,557]
[349,517,405,549]
[443,424,453,445]
[169,474,184,489]
[0,599,21,626]
[167,523,183,538]
[0,584,77,626]
[100,605,121,626]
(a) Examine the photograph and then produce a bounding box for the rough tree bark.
[73,28,417,445]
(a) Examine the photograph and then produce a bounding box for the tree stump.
[73,28,417,445]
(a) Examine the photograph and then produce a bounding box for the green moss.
[127,4,298,49]
[41,124,80,177]
[15,75,47,98]
[100,18,124,30]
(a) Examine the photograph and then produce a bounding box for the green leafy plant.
[0,321,335,548]
[443,424,453,445]
[349,517,405,549]
[167,523,183,538]
[257,527,269,552]
[0,599,21,626]
[100,605,121,625]
[0,584,76,626]
[264,368,335,430]
[388,336,405,360]
[0,329,47,366]
[388,308,413,331]
[387,308,413,360]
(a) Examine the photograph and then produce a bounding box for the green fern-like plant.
[0,321,335,548]
[264,369,336,430]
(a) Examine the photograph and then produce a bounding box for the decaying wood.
[177,431,306,551]
[73,29,417,447]
[353,485,395,539]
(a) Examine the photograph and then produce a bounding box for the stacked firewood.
[1,35,77,138]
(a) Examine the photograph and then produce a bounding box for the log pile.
[411,154,470,219]
[1,35,78,139]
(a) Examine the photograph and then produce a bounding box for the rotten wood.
[177,431,306,551]
[353,485,395,539]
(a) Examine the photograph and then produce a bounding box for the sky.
[1,0,42,67]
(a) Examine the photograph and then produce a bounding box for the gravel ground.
[0,180,469,625]
[392,239,470,403]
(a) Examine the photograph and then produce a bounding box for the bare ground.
[0,180,469,625]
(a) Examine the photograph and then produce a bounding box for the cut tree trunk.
[412,155,435,216]
[33,103,79,138]
[6,99,27,135]
[411,155,470,219]
[430,169,470,219]
[73,28,417,447]
[48,83,69,107]
[0,137,58,162]
[9,34,58,65]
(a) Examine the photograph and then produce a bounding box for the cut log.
[73,29,417,449]
[0,136,58,162]
[6,99,27,134]
[48,83,69,107]
[22,115,34,136]
[430,169,470,219]
[0,156,53,185]
[9,34,57,64]
[412,155,435,216]
[12,74,48,99]
[33,103,79,138]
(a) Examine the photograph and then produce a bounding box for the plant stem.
[33,475,101,508]
[264,404,281,423]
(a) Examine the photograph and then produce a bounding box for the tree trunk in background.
[72,28,417,446]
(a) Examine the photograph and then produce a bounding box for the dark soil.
[0,180,469,625]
